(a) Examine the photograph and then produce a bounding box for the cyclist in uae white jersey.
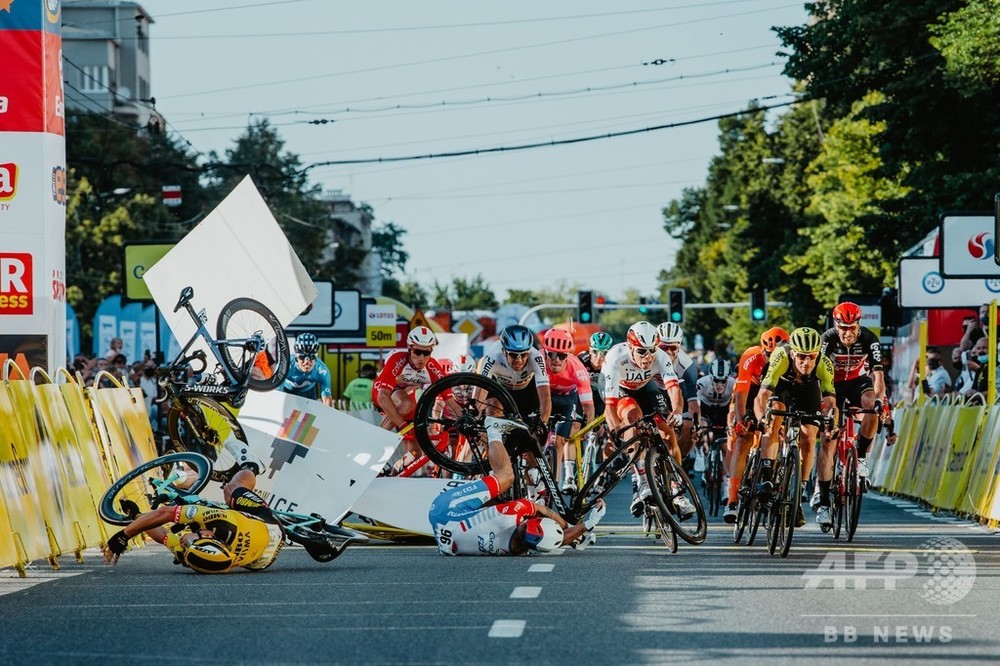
[602,321,693,518]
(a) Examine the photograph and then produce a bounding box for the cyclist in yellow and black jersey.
[104,442,284,574]
[753,328,838,527]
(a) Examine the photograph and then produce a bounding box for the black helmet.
[295,333,319,356]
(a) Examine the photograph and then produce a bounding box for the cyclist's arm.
[818,355,839,424]
[537,383,552,424]
[317,363,334,406]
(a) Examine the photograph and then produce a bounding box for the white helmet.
[626,321,660,350]
[657,322,684,345]
[523,517,564,553]
[709,358,731,381]
[455,354,478,373]
[406,326,437,348]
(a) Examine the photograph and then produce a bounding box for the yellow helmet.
[788,327,821,355]
[183,537,235,574]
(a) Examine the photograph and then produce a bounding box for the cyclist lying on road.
[102,442,360,573]
[429,417,605,556]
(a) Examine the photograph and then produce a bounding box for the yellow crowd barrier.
[870,394,1000,525]
[0,363,160,576]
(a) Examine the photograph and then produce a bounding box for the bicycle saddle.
[174,286,195,312]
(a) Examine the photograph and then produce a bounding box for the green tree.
[396,280,430,310]
[930,0,1000,96]
[373,221,410,301]
[784,92,911,308]
[431,275,499,310]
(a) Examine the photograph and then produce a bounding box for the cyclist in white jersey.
[429,418,606,555]
[696,358,736,431]
[479,325,551,425]
[602,322,694,518]
[657,322,701,459]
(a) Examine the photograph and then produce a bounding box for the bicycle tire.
[846,447,860,542]
[831,461,844,540]
[412,372,520,476]
[773,446,800,558]
[708,441,725,517]
[646,444,707,545]
[650,507,678,553]
[99,452,214,525]
[733,448,759,544]
[167,396,246,482]
[216,297,290,392]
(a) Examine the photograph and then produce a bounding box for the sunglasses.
[794,352,818,361]
[633,347,655,357]
[660,344,679,351]
[505,351,529,360]
[836,324,859,332]
[296,354,316,361]
[546,351,568,360]
[410,348,432,357]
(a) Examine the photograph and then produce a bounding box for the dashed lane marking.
[488,620,526,638]
[510,586,541,599]
[528,564,555,572]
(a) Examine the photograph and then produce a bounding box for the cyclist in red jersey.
[813,302,886,521]
[722,326,788,523]
[541,329,595,493]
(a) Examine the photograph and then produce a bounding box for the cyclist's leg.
[852,376,877,469]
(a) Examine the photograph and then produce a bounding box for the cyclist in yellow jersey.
[103,442,284,574]
[753,328,838,527]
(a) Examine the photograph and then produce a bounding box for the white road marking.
[510,586,541,599]
[489,619,526,638]
[528,563,555,572]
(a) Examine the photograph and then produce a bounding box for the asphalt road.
[2,483,998,665]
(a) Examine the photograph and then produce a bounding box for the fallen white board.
[351,477,465,536]
[143,176,317,345]
[237,390,398,523]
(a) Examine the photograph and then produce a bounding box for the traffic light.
[578,290,594,323]
[638,296,649,315]
[750,286,767,323]
[668,288,685,324]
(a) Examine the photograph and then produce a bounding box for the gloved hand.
[106,529,130,556]
[583,500,606,531]
[670,412,684,429]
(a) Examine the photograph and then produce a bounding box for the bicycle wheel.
[650,507,678,553]
[412,372,519,476]
[216,297,290,392]
[845,447,861,542]
[734,448,759,544]
[167,396,247,482]
[708,442,725,517]
[771,446,800,558]
[646,444,707,545]
[99,452,213,525]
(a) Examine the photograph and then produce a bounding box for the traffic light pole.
[517,301,790,324]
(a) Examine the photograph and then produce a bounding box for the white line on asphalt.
[528,564,555,572]
[800,614,977,618]
[489,620,526,638]
[510,586,541,599]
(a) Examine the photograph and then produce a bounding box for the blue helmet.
[500,325,534,353]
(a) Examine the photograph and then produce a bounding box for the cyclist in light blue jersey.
[281,333,333,406]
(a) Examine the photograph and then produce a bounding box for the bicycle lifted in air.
[411,372,707,552]
[156,286,290,480]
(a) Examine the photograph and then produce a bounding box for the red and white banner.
[0,0,66,374]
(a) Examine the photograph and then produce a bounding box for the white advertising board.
[143,176,317,345]
[237,390,398,523]
[939,214,998,278]
[898,257,1000,308]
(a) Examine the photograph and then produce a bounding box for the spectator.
[342,364,376,410]
[105,337,124,362]
[959,304,991,352]
[922,350,952,396]
[961,336,994,398]
[952,347,975,395]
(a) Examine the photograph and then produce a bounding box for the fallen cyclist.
[103,441,365,573]
[429,417,606,556]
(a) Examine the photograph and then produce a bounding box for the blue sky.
[139,0,808,300]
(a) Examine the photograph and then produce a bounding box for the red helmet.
[759,327,789,353]
[832,302,863,326]
[542,328,574,354]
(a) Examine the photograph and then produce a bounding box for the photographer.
[960,305,990,352]
[952,347,974,395]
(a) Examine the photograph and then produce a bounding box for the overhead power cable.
[300,98,801,170]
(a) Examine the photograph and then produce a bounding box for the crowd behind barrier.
[870,392,1000,523]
